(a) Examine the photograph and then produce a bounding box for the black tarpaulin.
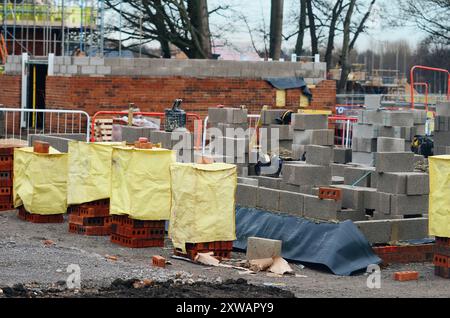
[265,77,312,100]
[234,207,381,276]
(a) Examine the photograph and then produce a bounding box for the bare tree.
[104,0,225,59]
[270,0,284,60]
[399,0,450,45]
[338,0,357,93]
[295,0,307,56]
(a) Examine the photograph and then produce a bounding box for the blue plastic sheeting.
[265,77,312,100]
[234,207,381,276]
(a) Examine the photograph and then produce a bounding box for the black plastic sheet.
[234,207,381,276]
[265,77,312,100]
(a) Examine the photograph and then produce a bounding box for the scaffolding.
[1,0,105,58]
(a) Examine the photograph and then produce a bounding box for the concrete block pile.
[260,109,293,152]
[352,109,427,165]
[208,107,251,175]
[291,114,334,160]
[434,102,450,155]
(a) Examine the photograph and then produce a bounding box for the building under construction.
[1,0,103,58]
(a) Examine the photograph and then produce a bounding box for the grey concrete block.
[436,102,450,117]
[352,152,375,165]
[208,108,228,124]
[434,145,450,155]
[390,194,428,216]
[279,190,304,216]
[96,65,112,75]
[293,129,334,146]
[433,131,450,146]
[118,125,156,143]
[246,237,282,260]
[377,192,392,214]
[435,116,450,132]
[303,195,339,221]
[406,173,429,195]
[292,144,305,160]
[261,109,287,125]
[66,65,78,74]
[344,166,376,187]
[332,176,344,185]
[236,184,258,208]
[333,147,352,164]
[72,57,90,65]
[237,177,259,187]
[352,124,379,139]
[379,126,415,141]
[354,220,392,244]
[382,111,414,127]
[225,108,248,124]
[285,164,331,186]
[364,95,382,109]
[291,114,328,131]
[89,57,105,66]
[279,181,300,193]
[81,65,96,74]
[389,217,429,242]
[334,185,376,211]
[305,145,333,166]
[337,209,367,222]
[217,123,249,136]
[377,172,407,194]
[331,163,348,177]
[256,176,282,189]
[270,124,293,140]
[411,109,427,125]
[364,190,379,210]
[377,137,405,152]
[352,137,377,153]
[375,152,415,173]
[257,187,280,212]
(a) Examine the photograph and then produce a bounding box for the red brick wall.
[0,75,21,108]
[45,76,337,117]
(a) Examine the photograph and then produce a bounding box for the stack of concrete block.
[282,160,331,195]
[352,109,421,165]
[28,134,86,153]
[208,107,251,174]
[114,125,156,143]
[258,109,293,153]
[333,147,352,164]
[150,130,195,162]
[333,185,377,221]
[434,102,450,155]
[291,114,334,159]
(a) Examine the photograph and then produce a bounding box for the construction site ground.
[0,210,448,298]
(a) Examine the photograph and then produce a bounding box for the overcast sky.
[209,0,424,52]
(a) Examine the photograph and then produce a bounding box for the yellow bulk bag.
[169,163,237,253]
[429,155,450,237]
[110,146,175,221]
[67,141,124,205]
[13,147,68,215]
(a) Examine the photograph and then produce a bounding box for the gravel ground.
[0,210,449,298]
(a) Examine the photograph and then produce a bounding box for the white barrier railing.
[0,108,91,142]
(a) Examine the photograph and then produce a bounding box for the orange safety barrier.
[90,111,203,149]
[410,65,450,111]
[0,34,7,65]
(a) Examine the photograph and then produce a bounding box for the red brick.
[393,271,419,281]
[152,255,166,268]
[33,140,50,154]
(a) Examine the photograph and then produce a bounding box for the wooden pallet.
[95,119,113,142]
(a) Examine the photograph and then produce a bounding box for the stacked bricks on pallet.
[68,199,112,236]
[434,237,450,279]
[0,145,16,211]
[110,215,165,248]
[174,241,234,261]
[434,102,450,155]
[17,205,64,223]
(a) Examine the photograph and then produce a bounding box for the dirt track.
[0,210,449,298]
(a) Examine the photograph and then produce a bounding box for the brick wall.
[0,75,21,108]
[45,76,336,117]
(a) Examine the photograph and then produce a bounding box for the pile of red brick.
[0,145,17,211]
[373,244,435,265]
[434,237,450,279]
[110,215,165,248]
[18,205,64,223]
[68,199,111,236]
[174,241,234,261]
